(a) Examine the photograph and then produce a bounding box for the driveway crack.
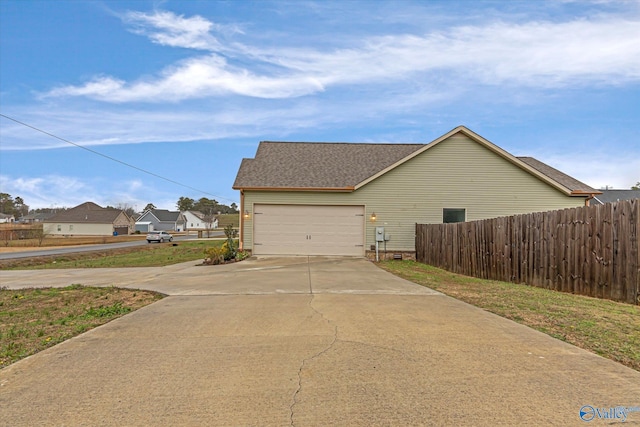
[289,293,337,427]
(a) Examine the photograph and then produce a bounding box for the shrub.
[223,225,238,261]
[203,247,225,265]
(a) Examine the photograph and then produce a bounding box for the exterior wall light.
[370,212,377,222]
[244,210,250,219]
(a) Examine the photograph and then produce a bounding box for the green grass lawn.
[0,285,163,368]
[1,240,226,269]
[379,260,640,371]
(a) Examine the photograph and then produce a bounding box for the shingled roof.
[46,202,124,223]
[149,209,183,222]
[233,126,599,196]
[517,157,598,195]
[233,142,424,190]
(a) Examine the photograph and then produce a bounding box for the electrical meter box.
[375,226,385,242]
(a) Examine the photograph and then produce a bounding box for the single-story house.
[19,212,56,223]
[0,213,15,223]
[233,125,600,258]
[592,189,640,205]
[136,209,186,232]
[43,202,134,236]
[182,210,218,230]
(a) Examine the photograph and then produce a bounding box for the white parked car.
[146,230,173,243]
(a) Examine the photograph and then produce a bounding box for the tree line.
[0,193,239,219]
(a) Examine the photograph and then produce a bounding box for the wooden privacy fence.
[415,199,639,304]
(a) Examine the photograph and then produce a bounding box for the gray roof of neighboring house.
[233,138,597,195]
[21,213,56,221]
[45,202,124,223]
[592,189,640,205]
[150,209,184,222]
[233,142,424,189]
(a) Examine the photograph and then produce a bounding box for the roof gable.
[233,126,598,197]
[152,209,184,222]
[46,201,123,223]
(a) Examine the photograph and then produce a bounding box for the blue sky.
[1,0,639,211]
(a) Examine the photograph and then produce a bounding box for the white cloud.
[40,10,640,103]
[0,175,91,209]
[0,174,187,210]
[1,100,325,150]
[122,10,223,51]
[42,55,323,102]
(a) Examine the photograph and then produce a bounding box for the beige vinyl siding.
[44,223,114,236]
[113,212,133,234]
[242,134,586,252]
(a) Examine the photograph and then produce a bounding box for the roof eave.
[233,186,355,192]
[572,190,603,196]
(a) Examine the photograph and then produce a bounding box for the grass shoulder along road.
[0,239,225,270]
[379,260,640,372]
[0,285,164,368]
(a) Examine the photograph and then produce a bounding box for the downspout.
[239,190,244,251]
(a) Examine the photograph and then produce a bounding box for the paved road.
[1,257,639,426]
[0,233,216,260]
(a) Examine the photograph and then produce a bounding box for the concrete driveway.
[1,257,639,426]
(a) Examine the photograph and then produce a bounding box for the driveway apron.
[1,256,639,426]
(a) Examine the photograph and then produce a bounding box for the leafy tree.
[0,193,29,217]
[175,196,238,214]
[0,193,14,214]
[108,203,137,218]
[14,197,29,217]
[143,203,156,212]
[194,197,218,216]
[632,182,640,190]
[177,196,195,211]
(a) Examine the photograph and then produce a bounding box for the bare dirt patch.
[0,285,164,368]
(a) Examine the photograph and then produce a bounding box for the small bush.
[203,247,225,265]
[235,250,249,261]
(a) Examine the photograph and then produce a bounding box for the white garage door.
[253,204,365,256]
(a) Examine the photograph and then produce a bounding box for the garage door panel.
[253,204,364,256]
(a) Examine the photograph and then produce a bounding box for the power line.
[0,113,235,203]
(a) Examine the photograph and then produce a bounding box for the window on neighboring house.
[57,225,61,231]
[443,208,466,223]
[69,224,74,231]
[191,223,194,227]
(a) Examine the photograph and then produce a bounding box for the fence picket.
[414,200,639,304]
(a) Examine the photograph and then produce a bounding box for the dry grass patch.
[379,260,640,371]
[0,285,164,368]
[0,240,225,270]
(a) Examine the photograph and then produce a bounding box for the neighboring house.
[181,211,218,230]
[233,125,600,258]
[592,189,640,205]
[136,209,186,232]
[43,202,134,236]
[20,212,56,224]
[0,213,15,223]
